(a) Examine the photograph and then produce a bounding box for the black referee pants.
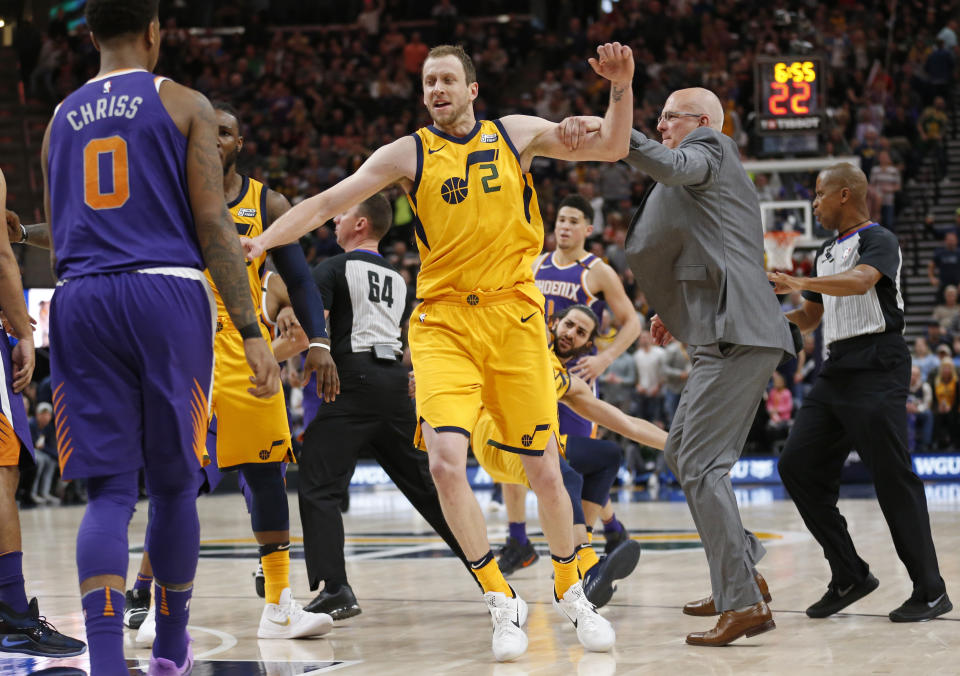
[778,333,946,601]
[298,354,468,591]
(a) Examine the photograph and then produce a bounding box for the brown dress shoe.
[682,572,772,616]
[686,601,776,646]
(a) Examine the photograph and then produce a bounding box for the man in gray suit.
[588,87,794,645]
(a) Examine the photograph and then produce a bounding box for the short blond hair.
[425,44,477,84]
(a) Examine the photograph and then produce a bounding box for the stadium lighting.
[0,20,6,28]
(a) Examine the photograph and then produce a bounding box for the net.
[763,231,802,272]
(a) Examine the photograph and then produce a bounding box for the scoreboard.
[754,56,824,135]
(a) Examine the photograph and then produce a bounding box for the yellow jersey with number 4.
[407,119,544,302]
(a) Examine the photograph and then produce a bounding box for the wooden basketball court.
[7,484,959,675]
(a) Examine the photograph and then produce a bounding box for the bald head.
[813,162,871,230]
[820,162,868,203]
[670,88,724,131]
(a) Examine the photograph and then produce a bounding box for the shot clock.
[755,56,824,134]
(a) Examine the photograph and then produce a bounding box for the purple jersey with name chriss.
[533,251,607,438]
[48,69,203,278]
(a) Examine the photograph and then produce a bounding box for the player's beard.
[222,148,238,175]
[552,327,591,360]
[430,98,470,128]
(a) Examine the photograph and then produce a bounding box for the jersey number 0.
[83,136,130,210]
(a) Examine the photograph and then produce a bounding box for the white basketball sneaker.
[553,581,615,652]
[257,588,333,639]
[135,604,157,646]
[484,590,528,662]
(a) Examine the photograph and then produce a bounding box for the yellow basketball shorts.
[409,289,559,456]
[211,320,292,469]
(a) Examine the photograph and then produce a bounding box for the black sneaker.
[582,539,642,608]
[0,598,86,658]
[123,588,150,629]
[496,536,539,577]
[889,592,953,622]
[806,573,880,618]
[253,559,265,599]
[603,527,629,556]
[304,583,361,620]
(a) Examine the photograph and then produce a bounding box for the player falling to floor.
[439,304,660,608]
[130,100,337,645]
[0,171,85,660]
[499,194,642,575]
[42,0,279,673]
[244,42,635,661]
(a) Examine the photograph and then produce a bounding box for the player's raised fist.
[588,42,634,84]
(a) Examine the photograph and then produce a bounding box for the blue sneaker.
[0,598,86,658]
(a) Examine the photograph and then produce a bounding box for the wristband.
[238,322,261,339]
[18,224,27,244]
[309,342,331,351]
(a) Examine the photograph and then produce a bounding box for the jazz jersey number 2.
[83,135,130,210]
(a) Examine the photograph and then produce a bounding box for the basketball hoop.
[763,231,801,271]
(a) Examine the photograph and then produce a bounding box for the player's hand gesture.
[241,235,266,262]
[650,314,674,347]
[588,42,634,85]
[10,334,34,393]
[303,343,340,403]
[275,306,301,340]
[767,271,802,294]
[5,210,21,244]
[559,116,602,152]
[243,336,281,398]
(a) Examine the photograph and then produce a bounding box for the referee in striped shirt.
[768,163,951,623]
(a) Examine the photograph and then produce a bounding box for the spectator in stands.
[928,231,960,303]
[924,40,955,104]
[631,330,664,425]
[660,341,690,429]
[793,333,820,406]
[914,336,941,381]
[401,31,428,75]
[908,365,934,452]
[938,19,958,50]
[869,151,902,231]
[766,371,793,449]
[28,402,58,505]
[599,350,636,412]
[936,285,960,333]
[918,96,949,182]
[927,322,952,351]
[933,357,960,449]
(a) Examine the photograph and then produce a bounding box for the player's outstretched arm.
[562,375,667,450]
[265,189,339,401]
[178,87,279,398]
[247,137,415,258]
[0,171,34,392]
[500,42,633,167]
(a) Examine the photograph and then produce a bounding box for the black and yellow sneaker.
[496,537,539,577]
[0,598,86,658]
[123,588,150,629]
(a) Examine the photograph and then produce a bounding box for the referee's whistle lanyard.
[835,219,873,242]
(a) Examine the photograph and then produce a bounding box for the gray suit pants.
[665,342,783,611]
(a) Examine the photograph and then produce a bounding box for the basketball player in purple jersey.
[498,194,642,574]
[0,171,85,659]
[42,1,279,673]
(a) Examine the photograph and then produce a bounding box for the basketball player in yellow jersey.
[245,42,634,661]
[204,101,337,639]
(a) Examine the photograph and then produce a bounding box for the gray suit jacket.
[624,127,794,355]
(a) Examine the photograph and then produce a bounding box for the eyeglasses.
[657,111,704,124]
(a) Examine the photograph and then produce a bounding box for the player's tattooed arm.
[185,92,258,330]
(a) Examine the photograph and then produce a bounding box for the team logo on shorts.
[521,423,551,447]
[467,294,479,306]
